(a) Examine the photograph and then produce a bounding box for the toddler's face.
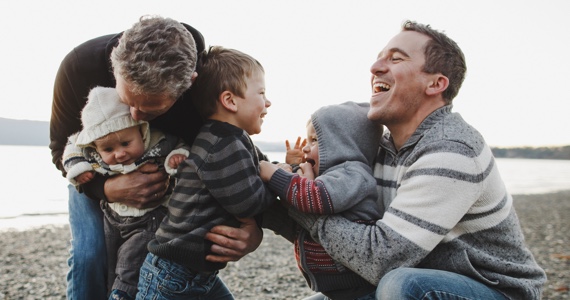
[94,126,145,166]
[303,122,319,175]
[233,70,271,135]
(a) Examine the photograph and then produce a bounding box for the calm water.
[1,146,569,230]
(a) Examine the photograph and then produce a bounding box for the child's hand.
[168,154,187,170]
[275,163,293,173]
[259,161,279,182]
[285,137,306,165]
[297,162,315,180]
[75,171,95,185]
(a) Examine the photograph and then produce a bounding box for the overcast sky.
[1,0,569,147]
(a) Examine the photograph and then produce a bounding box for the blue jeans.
[303,292,376,300]
[376,268,508,299]
[136,253,234,300]
[67,185,107,299]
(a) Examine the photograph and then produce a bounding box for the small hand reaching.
[285,136,306,165]
[168,153,187,170]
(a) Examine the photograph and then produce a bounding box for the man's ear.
[191,72,198,83]
[426,74,449,96]
[219,91,238,112]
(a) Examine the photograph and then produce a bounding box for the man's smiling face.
[368,30,431,126]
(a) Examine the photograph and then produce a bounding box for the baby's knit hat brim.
[75,87,148,147]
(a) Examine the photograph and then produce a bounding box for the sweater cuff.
[268,168,295,200]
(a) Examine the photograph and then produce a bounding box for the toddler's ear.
[219,91,238,112]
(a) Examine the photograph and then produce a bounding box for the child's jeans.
[136,253,234,300]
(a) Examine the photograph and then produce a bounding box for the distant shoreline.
[1,118,569,158]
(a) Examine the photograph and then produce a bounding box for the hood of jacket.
[311,101,382,175]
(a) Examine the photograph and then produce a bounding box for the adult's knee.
[376,268,413,299]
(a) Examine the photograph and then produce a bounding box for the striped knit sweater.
[290,105,546,300]
[148,120,276,272]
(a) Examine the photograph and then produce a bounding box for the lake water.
[1,146,569,230]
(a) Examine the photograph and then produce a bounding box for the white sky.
[1,0,569,147]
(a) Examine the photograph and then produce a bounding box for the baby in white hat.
[63,86,188,186]
[61,86,189,297]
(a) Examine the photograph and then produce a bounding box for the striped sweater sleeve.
[196,134,275,218]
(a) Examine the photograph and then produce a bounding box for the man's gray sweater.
[290,105,546,300]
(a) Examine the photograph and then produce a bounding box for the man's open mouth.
[373,82,391,93]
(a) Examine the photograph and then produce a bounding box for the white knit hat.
[75,87,149,147]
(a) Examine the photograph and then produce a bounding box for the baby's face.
[94,126,145,166]
[302,122,319,175]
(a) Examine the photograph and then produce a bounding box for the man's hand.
[103,163,169,209]
[205,217,263,263]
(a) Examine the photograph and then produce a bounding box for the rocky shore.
[1,191,569,299]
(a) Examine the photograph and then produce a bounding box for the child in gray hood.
[260,101,382,300]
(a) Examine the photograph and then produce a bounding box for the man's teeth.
[373,82,391,92]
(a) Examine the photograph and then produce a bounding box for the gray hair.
[111,15,197,100]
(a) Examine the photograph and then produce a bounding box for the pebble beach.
[1,191,569,299]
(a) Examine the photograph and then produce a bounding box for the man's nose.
[130,107,147,121]
[370,58,387,74]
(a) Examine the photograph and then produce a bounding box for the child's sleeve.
[267,168,334,214]
[268,161,379,217]
[62,133,93,186]
[201,138,276,218]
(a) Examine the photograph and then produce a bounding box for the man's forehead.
[378,31,429,56]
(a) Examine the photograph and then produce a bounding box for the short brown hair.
[191,46,264,118]
[402,20,467,104]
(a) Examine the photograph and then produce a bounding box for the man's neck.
[389,101,446,151]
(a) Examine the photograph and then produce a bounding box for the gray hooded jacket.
[267,101,382,299]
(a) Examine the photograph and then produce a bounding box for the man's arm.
[289,145,484,284]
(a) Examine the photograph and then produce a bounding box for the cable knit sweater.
[290,105,546,300]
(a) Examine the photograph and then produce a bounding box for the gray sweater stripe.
[388,207,449,235]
